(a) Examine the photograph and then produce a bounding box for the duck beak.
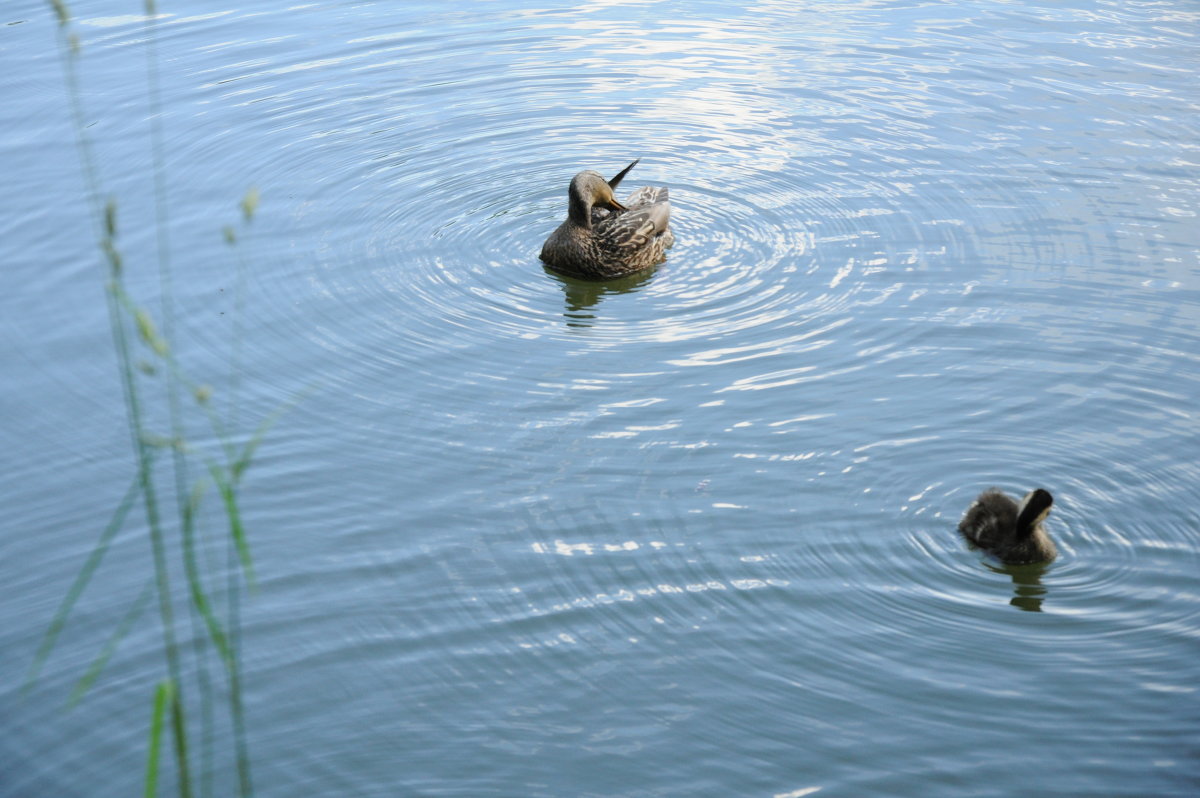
[606,197,628,212]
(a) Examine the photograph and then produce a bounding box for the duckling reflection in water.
[958,488,1057,565]
[540,159,674,280]
[990,559,1052,612]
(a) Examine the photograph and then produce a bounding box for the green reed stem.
[228,237,246,434]
[209,465,255,590]
[45,10,278,797]
[50,8,103,242]
[106,233,194,798]
[221,195,260,798]
[47,6,193,794]
[181,478,216,798]
[139,9,216,794]
[145,679,174,798]
[225,537,253,798]
[130,303,195,798]
[181,482,231,662]
[229,637,254,798]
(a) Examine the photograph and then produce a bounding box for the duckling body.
[540,159,674,280]
[958,488,1057,565]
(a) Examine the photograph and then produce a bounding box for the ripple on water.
[9,2,1200,795]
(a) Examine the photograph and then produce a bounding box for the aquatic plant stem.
[69,580,155,708]
[224,219,255,798]
[130,318,195,798]
[47,6,193,795]
[145,680,174,798]
[140,8,221,795]
[24,469,144,690]
[226,544,253,798]
[44,9,274,797]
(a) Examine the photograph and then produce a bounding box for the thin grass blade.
[209,465,256,589]
[25,469,144,691]
[144,679,174,798]
[231,385,316,482]
[181,481,233,664]
[68,580,153,708]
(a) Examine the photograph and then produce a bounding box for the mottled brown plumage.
[540,159,674,280]
[958,488,1057,564]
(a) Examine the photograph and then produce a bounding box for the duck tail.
[608,158,640,190]
[1015,489,1053,538]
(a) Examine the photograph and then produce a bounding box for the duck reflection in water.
[987,560,1052,612]
[544,266,657,329]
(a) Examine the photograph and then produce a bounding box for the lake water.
[2,1,1198,796]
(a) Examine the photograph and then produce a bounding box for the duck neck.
[568,192,592,229]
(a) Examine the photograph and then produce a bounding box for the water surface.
[2,1,1198,796]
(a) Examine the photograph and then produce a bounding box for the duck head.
[567,170,627,228]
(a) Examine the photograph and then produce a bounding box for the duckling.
[957,488,1057,564]
[540,159,674,280]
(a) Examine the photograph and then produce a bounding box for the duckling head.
[567,170,627,228]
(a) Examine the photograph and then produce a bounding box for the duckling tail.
[1015,489,1053,538]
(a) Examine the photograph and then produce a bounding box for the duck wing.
[598,199,671,251]
[590,186,669,225]
[624,185,668,208]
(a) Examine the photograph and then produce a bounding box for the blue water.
[2,1,1198,796]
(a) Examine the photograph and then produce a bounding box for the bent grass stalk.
[24,469,145,691]
[69,580,155,709]
[35,4,276,798]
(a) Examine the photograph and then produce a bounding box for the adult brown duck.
[540,159,674,280]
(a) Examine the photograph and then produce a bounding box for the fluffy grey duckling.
[540,159,674,280]
[958,488,1057,564]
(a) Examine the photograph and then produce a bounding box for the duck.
[540,159,674,280]
[957,488,1058,564]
